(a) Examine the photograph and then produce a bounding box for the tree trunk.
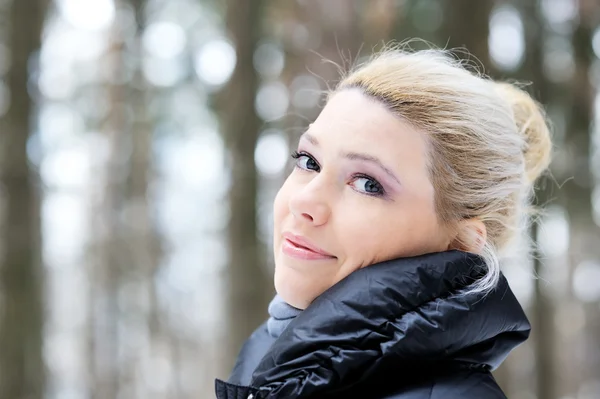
[564,1,596,266]
[219,0,271,377]
[88,10,132,398]
[442,0,494,73]
[0,0,46,398]
[562,0,598,394]
[128,0,171,394]
[517,3,556,398]
[303,0,363,83]
[360,0,397,48]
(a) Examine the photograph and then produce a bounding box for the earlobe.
[448,219,487,253]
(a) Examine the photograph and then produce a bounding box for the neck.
[266,294,303,338]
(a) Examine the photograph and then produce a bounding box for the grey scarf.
[266,294,302,338]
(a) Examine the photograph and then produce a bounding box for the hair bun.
[494,82,552,184]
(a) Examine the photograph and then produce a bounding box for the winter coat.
[215,250,530,399]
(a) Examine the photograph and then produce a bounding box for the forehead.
[308,89,430,175]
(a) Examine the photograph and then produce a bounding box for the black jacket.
[215,250,530,398]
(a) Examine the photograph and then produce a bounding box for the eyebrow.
[300,132,401,185]
[301,132,319,146]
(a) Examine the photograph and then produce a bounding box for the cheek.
[340,198,444,262]
[332,202,390,262]
[379,199,446,255]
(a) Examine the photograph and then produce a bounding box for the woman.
[215,47,551,398]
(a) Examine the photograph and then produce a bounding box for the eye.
[351,175,385,196]
[291,151,320,172]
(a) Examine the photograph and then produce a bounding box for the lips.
[281,232,336,261]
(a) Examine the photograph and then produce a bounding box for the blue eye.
[290,151,386,198]
[351,175,385,196]
[291,151,320,172]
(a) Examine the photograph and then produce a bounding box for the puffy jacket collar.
[217,250,530,398]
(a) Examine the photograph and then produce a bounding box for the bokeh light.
[194,39,236,87]
[254,129,289,177]
[143,21,187,59]
[489,4,525,71]
[57,0,115,31]
[255,81,289,121]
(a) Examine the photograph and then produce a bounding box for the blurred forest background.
[0,0,599,398]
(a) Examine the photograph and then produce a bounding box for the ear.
[448,219,487,253]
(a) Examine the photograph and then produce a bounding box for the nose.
[288,180,331,227]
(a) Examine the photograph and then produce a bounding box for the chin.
[274,261,321,310]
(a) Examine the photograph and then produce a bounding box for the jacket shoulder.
[381,368,507,399]
[229,321,276,385]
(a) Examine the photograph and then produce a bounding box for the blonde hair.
[334,47,552,294]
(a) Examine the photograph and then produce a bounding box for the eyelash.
[290,151,387,198]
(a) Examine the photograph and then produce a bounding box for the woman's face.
[273,89,452,309]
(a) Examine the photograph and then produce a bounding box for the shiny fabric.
[266,294,303,338]
[215,250,530,398]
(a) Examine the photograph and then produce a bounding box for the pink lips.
[281,232,336,261]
